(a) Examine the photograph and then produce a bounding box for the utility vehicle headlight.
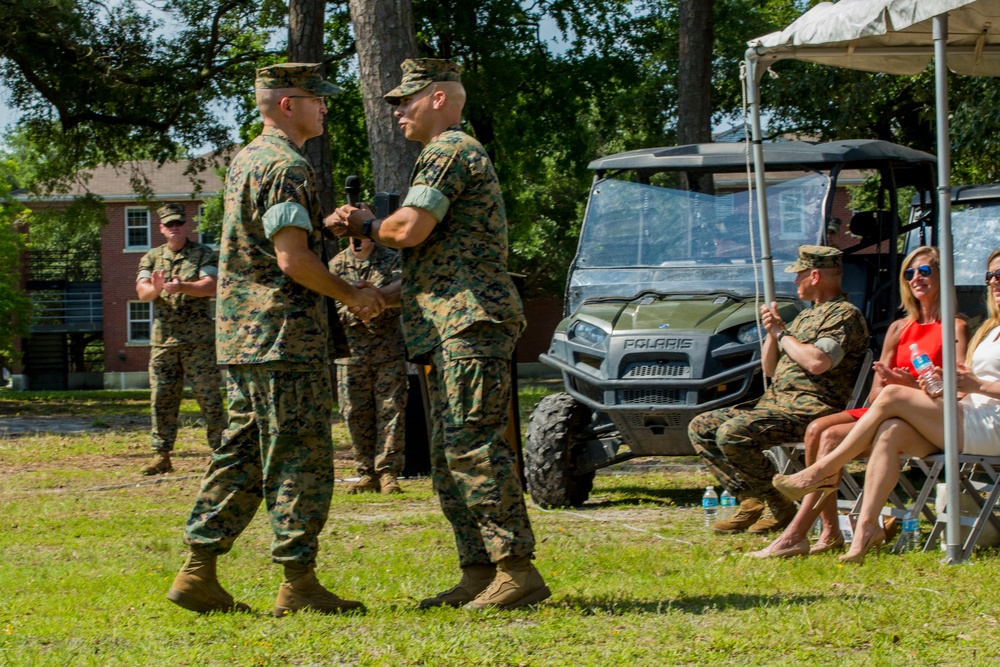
[570,320,609,347]
[737,322,767,345]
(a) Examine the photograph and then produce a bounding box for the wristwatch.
[777,329,790,343]
[361,218,375,240]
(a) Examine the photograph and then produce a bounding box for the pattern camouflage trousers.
[149,342,225,452]
[687,404,817,503]
[183,363,335,565]
[336,359,407,477]
[427,343,535,568]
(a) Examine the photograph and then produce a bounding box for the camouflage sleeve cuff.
[813,337,844,367]
[401,184,450,222]
[136,270,152,282]
[199,266,218,279]
[263,201,313,239]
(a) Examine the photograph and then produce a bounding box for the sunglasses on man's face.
[904,264,933,281]
[986,270,1000,284]
[163,221,185,228]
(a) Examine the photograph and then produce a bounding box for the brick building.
[13,158,224,390]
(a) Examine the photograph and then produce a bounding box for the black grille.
[622,361,691,379]
[618,389,686,405]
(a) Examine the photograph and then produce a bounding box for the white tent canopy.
[752,0,1000,75]
[745,0,1000,563]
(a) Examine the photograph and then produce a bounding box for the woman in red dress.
[750,245,970,558]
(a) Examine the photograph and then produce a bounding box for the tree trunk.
[678,0,714,194]
[349,0,420,197]
[289,0,335,215]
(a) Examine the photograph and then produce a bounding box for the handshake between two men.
[325,201,413,312]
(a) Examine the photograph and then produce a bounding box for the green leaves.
[0,0,270,191]
[0,160,30,364]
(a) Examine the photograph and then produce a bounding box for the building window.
[126,208,151,249]
[197,205,217,247]
[778,190,808,240]
[128,301,152,342]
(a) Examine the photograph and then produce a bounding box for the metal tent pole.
[934,13,963,564]
[744,50,776,307]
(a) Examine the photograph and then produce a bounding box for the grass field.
[1,385,999,666]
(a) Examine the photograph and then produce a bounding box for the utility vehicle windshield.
[951,202,1000,285]
[578,173,827,268]
[566,172,829,314]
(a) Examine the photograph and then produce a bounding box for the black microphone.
[345,175,361,206]
[345,175,362,249]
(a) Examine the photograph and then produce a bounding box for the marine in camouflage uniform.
[135,203,225,476]
[399,106,534,572]
[330,240,407,493]
[688,245,869,534]
[168,63,381,616]
[331,58,550,610]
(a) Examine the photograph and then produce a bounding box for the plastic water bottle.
[702,486,719,527]
[910,343,943,397]
[719,489,735,521]
[898,517,921,553]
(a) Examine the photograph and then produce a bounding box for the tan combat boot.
[140,452,173,476]
[166,547,250,614]
[748,497,798,534]
[272,563,366,617]
[418,563,497,609]
[380,472,402,495]
[711,496,765,534]
[345,474,380,494]
[463,555,551,611]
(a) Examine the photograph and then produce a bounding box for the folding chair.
[919,453,1000,559]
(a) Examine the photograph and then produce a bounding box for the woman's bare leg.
[845,419,942,560]
[814,420,865,545]
[778,385,946,492]
[760,416,856,553]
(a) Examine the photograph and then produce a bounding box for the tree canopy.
[0,0,271,194]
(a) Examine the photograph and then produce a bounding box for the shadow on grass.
[579,485,704,508]
[555,591,863,615]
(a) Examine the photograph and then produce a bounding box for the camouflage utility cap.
[254,63,341,96]
[158,203,186,225]
[384,59,462,105]
[785,245,842,273]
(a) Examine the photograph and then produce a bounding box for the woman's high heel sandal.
[837,527,886,565]
[772,473,839,506]
[808,534,845,555]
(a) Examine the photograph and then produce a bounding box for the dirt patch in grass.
[0,446,358,480]
[0,415,149,436]
[0,419,357,482]
[0,391,151,418]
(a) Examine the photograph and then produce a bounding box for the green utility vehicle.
[524,140,937,508]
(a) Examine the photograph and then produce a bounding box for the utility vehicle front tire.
[524,392,596,508]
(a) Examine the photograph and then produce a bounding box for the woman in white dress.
[771,248,1000,563]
